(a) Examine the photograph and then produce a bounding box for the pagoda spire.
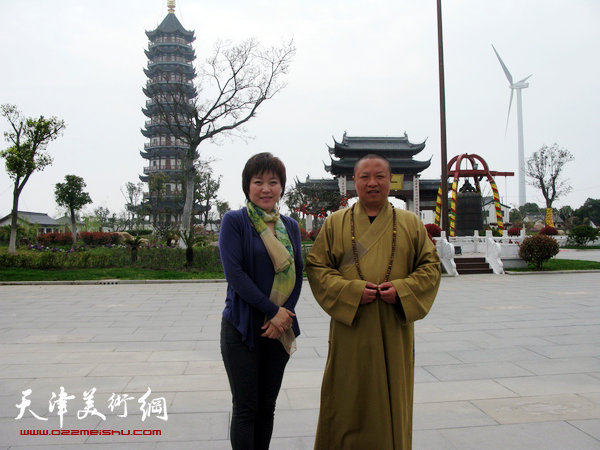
[168,0,175,14]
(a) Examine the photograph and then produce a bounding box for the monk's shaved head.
[353,154,391,176]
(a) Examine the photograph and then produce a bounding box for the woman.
[219,152,303,450]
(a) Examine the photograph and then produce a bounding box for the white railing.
[431,229,594,275]
[436,232,458,276]
[449,230,570,250]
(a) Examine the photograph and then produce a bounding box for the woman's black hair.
[242,152,287,199]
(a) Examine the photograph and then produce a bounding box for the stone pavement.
[0,273,599,449]
[556,248,600,262]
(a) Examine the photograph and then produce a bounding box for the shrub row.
[37,231,121,246]
[0,246,222,271]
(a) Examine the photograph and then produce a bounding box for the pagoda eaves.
[325,157,431,177]
[146,13,194,41]
[328,133,427,159]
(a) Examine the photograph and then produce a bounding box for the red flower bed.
[507,227,522,236]
[37,231,120,246]
[37,232,72,246]
[425,223,441,237]
[79,232,120,246]
[539,226,558,235]
[300,228,311,241]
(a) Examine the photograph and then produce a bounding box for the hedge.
[568,225,600,246]
[37,231,121,246]
[0,246,222,271]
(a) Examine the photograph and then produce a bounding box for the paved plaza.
[0,273,599,449]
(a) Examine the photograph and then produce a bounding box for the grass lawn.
[509,258,600,272]
[0,267,225,282]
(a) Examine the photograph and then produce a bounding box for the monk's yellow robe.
[306,201,441,450]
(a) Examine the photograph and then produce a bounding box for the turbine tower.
[492,45,532,207]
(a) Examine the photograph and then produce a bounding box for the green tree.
[574,198,600,226]
[54,175,92,248]
[93,206,111,231]
[284,183,305,222]
[518,202,542,218]
[121,181,144,230]
[526,143,574,228]
[568,225,600,246]
[509,208,522,223]
[194,161,221,228]
[1,104,66,253]
[216,200,230,229]
[558,205,573,222]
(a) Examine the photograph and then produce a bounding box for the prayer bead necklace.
[350,202,397,282]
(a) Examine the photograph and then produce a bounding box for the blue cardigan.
[219,208,303,348]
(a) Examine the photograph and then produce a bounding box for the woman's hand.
[261,322,283,339]
[268,307,295,333]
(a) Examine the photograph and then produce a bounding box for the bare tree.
[526,143,574,227]
[152,38,295,237]
[1,104,66,253]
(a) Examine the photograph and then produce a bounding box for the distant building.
[0,211,60,235]
[482,196,510,226]
[140,1,197,226]
[523,213,565,229]
[55,215,85,232]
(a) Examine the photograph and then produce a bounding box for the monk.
[306,154,441,449]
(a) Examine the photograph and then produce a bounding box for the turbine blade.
[505,89,514,136]
[492,44,513,85]
[518,74,533,84]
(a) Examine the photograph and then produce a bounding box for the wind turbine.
[492,44,532,207]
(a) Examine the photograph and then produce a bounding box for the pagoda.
[325,132,437,213]
[140,0,197,226]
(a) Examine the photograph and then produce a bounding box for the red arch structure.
[435,153,514,237]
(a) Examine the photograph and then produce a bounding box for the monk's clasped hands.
[360,282,398,305]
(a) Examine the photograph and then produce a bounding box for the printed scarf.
[246,201,297,355]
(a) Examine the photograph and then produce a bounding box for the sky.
[1,0,599,220]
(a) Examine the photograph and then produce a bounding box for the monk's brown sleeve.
[306,215,366,327]
[391,215,441,323]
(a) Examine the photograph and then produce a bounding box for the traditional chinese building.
[326,132,439,215]
[140,0,196,225]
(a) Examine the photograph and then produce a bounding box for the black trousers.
[220,316,289,450]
